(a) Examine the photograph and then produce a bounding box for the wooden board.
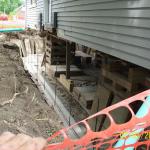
[80,92,96,109]
[24,39,32,55]
[101,69,132,91]
[70,75,97,87]
[70,75,97,82]
[46,64,83,77]
[89,85,113,131]
[73,86,97,101]
[75,51,92,65]
[100,68,146,98]
[58,74,74,92]
[75,51,92,58]
[91,85,113,114]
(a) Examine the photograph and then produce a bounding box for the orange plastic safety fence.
[45,90,150,150]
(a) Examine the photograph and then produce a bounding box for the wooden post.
[66,41,71,79]
[98,92,114,131]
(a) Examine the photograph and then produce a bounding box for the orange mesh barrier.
[45,90,150,150]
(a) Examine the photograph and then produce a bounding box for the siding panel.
[52,0,150,69]
[26,0,44,28]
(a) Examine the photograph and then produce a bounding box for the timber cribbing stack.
[100,56,149,98]
[44,33,75,65]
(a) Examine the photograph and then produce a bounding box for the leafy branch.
[0,0,23,14]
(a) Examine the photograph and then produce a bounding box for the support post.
[39,13,43,31]
[66,41,71,79]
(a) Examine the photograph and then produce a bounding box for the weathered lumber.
[58,74,74,92]
[45,64,83,77]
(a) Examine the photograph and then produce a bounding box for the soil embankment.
[0,35,63,138]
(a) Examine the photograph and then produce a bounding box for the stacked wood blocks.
[95,51,107,68]
[88,55,149,131]
[45,34,66,65]
[45,34,75,65]
[100,59,148,98]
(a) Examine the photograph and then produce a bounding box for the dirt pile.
[0,38,63,138]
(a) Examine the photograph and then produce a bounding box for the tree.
[0,0,23,14]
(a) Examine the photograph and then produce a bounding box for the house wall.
[26,0,44,29]
[52,0,150,69]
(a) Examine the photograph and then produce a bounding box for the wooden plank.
[128,67,148,82]
[101,69,132,91]
[91,85,113,114]
[58,74,74,92]
[24,38,32,55]
[73,86,97,101]
[52,45,66,51]
[72,86,96,114]
[34,37,45,54]
[21,39,27,57]
[102,62,123,72]
[70,75,97,87]
[80,92,96,109]
[51,57,66,62]
[46,64,83,77]
[144,77,150,88]
[70,75,97,82]
[46,34,66,45]
[46,33,76,66]
[101,82,130,98]
[76,51,92,58]
[10,39,27,57]
[89,85,113,131]
[49,51,66,57]
[101,59,148,83]
[30,38,35,54]
[75,50,92,65]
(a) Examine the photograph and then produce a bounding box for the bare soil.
[0,39,63,138]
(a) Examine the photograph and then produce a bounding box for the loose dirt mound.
[0,40,63,138]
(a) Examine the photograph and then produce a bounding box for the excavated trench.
[0,35,63,138]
